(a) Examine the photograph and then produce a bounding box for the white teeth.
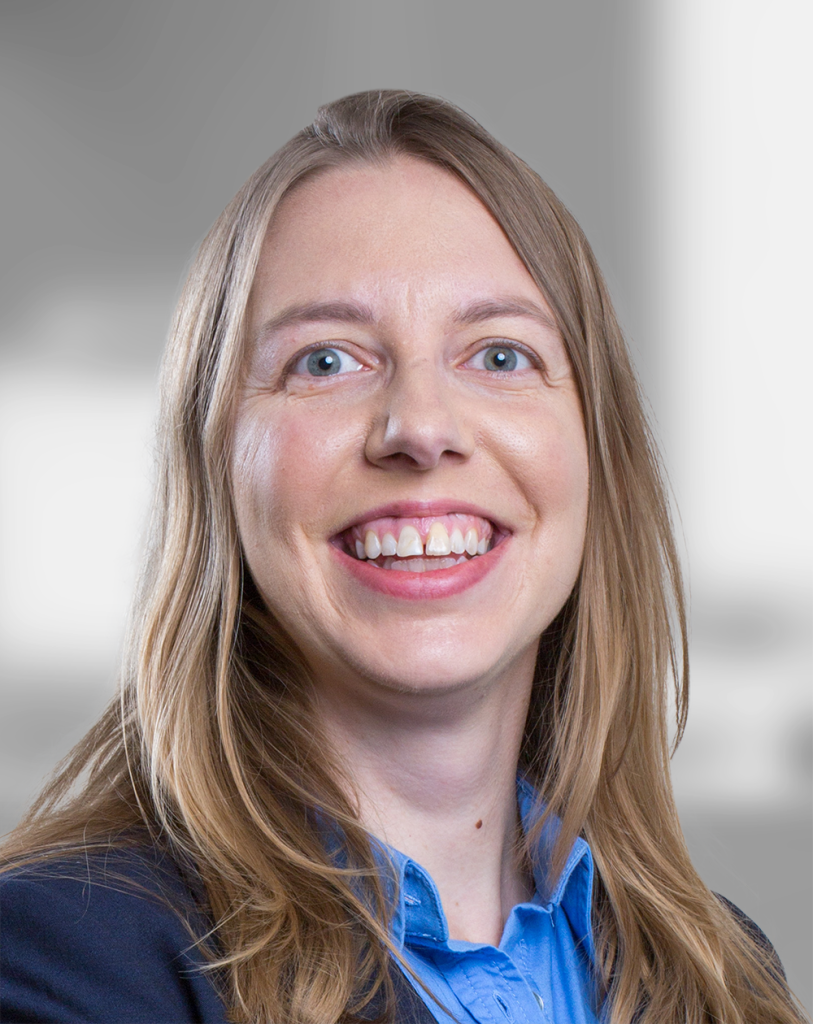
[353,520,494,564]
[364,530,382,559]
[425,521,452,556]
[396,524,423,557]
[386,555,467,572]
[390,559,420,573]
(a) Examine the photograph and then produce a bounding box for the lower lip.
[331,539,509,600]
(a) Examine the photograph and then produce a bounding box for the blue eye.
[469,345,531,372]
[294,348,364,376]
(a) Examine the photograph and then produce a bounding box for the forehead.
[250,156,546,319]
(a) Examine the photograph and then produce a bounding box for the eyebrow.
[450,297,559,334]
[256,301,376,339]
[255,295,560,340]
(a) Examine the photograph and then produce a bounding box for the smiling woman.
[0,92,807,1024]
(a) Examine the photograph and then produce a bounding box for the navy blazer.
[0,845,433,1023]
[0,845,781,1023]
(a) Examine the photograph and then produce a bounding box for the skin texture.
[231,157,589,943]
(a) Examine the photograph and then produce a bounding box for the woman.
[0,91,806,1024]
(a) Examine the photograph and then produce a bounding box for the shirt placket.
[449,950,549,1024]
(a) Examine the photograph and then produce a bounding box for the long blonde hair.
[2,90,806,1024]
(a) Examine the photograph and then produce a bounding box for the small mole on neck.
[475,819,483,829]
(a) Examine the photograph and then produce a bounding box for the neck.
[312,648,537,945]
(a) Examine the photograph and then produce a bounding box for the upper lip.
[332,499,511,536]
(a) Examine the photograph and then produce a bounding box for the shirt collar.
[378,777,594,959]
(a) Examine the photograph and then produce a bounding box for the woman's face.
[232,157,588,698]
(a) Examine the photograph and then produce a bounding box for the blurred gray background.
[1,0,810,1009]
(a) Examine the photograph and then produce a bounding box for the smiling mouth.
[340,513,497,573]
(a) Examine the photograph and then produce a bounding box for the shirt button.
[534,991,545,1011]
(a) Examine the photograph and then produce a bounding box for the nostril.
[373,449,463,471]
[367,444,472,474]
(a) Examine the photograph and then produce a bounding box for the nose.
[364,358,475,471]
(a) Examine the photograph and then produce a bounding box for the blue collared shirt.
[381,779,600,1024]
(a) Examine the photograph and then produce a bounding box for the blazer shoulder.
[714,892,787,980]
[0,845,229,1024]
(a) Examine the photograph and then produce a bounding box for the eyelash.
[285,339,541,381]
[464,342,538,373]
[287,344,367,380]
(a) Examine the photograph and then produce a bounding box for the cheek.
[549,423,590,520]
[230,403,366,543]
[230,410,310,555]
[488,402,589,519]
[526,412,590,602]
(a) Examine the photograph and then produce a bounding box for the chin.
[321,626,539,699]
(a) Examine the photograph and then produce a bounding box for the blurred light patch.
[0,283,166,680]
[655,0,813,814]
[672,616,812,809]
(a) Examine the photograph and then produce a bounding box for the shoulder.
[0,844,229,1024]
[714,892,786,979]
